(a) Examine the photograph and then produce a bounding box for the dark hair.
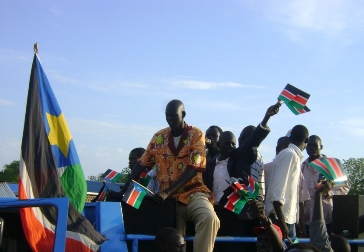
[309,135,322,145]
[290,125,309,143]
[329,234,350,252]
[130,147,146,157]
[286,243,320,252]
[155,227,181,244]
[242,125,256,138]
[208,125,223,134]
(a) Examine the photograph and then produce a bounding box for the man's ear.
[182,111,186,118]
[320,145,323,150]
[304,138,309,144]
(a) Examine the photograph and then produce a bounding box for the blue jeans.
[286,223,296,239]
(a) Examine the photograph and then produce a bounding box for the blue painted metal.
[84,202,128,252]
[0,197,69,252]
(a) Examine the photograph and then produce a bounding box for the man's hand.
[315,180,333,197]
[265,103,281,117]
[153,190,170,204]
[248,200,265,220]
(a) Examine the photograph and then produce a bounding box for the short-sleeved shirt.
[139,123,214,205]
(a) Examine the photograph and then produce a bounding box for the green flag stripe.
[60,164,87,211]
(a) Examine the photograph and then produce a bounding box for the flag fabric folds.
[219,177,260,214]
[309,157,347,182]
[122,180,150,209]
[278,84,311,115]
[19,53,105,251]
[92,182,109,202]
[139,171,151,187]
[101,169,122,182]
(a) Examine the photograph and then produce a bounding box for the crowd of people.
[110,99,352,252]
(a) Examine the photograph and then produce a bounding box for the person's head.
[165,100,185,129]
[289,125,309,151]
[254,224,283,252]
[205,125,223,147]
[218,131,236,160]
[155,227,185,252]
[238,125,256,147]
[128,147,145,169]
[286,243,320,252]
[276,136,290,155]
[306,135,323,161]
[329,234,351,252]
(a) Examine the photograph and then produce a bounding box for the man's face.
[306,138,321,159]
[128,151,141,169]
[165,105,184,129]
[256,232,272,252]
[163,234,185,252]
[218,133,236,158]
[206,127,220,146]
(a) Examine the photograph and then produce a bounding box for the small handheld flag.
[139,171,151,187]
[122,180,153,209]
[91,182,109,202]
[219,177,260,214]
[309,157,347,184]
[101,169,122,182]
[278,84,311,115]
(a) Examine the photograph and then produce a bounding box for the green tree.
[343,158,364,195]
[0,160,20,182]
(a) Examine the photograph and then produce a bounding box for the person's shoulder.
[154,127,170,135]
[189,125,204,134]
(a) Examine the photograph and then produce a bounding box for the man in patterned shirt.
[117,99,220,252]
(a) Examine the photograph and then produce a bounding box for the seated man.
[155,227,185,252]
[114,99,219,252]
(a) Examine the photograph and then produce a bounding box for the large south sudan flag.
[18,53,105,251]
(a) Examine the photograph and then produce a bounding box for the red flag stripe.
[19,162,98,252]
[126,188,140,206]
[327,158,343,178]
[106,170,118,180]
[248,176,255,192]
[280,90,296,100]
[292,94,308,106]
[227,191,240,204]
[311,159,330,174]
[224,201,235,211]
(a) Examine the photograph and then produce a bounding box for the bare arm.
[250,200,284,251]
[273,201,289,240]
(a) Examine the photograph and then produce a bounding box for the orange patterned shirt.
[139,123,214,205]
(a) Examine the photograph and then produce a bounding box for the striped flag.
[309,157,347,182]
[139,171,151,187]
[92,182,109,202]
[286,103,311,115]
[219,177,260,214]
[122,180,150,209]
[278,84,310,110]
[19,53,105,251]
[101,169,122,182]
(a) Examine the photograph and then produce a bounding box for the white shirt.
[212,156,230,204]
[265,143,303,224]
[251,151,265,199]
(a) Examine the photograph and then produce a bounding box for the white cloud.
[0,99,15,106]
[339,117,364,138]
[264,0,364,39]
[168,80,265,90]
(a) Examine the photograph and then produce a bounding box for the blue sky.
[1,1,364,178]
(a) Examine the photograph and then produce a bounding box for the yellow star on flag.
[46,112,72,158]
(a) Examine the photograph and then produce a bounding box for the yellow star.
[46,112,72,158]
